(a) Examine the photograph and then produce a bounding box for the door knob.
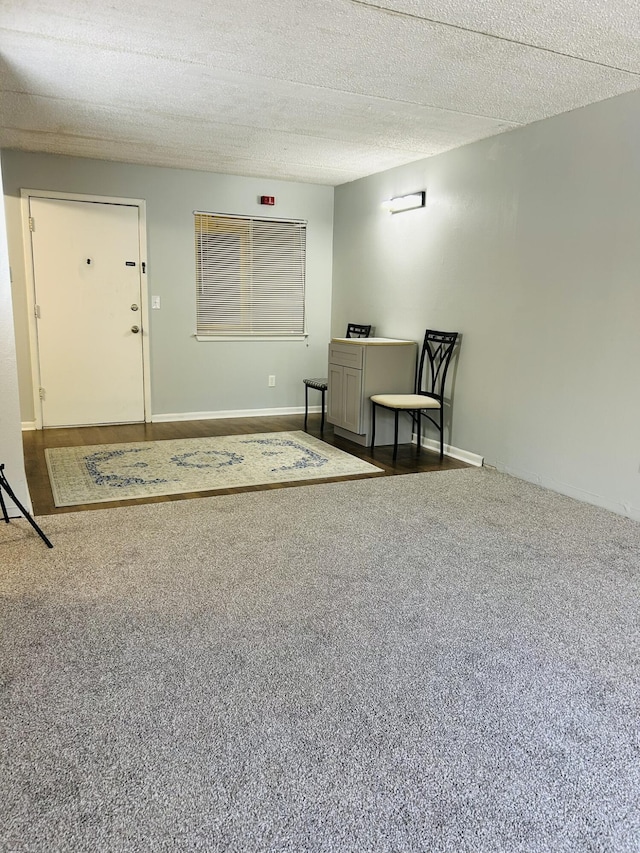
[131,325,140,334]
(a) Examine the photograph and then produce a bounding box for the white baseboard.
[23,409,319,429]
[21,406,326,428]
[151,406,315,423]
[496,462,640,523]
[415,435,484,467]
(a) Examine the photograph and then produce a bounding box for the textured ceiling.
[2,0,640,185]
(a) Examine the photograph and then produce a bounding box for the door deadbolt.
[131,325,140,334]
[131,304,139,311]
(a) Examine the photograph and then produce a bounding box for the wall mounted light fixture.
[385,191,426,214]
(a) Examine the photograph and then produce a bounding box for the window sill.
[195,334,308,342]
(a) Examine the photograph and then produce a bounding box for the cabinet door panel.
[342,367,363,433]
[327,363,344,426]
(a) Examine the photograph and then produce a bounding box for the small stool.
[303,378,328,432]
[303,324,372,434]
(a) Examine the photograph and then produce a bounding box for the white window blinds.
[195,212,307,337]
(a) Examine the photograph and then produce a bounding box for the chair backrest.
[417,330,459,400]
[345,323,372,339]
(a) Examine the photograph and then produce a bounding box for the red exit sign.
[260,195,275,206]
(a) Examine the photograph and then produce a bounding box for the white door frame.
[20,188,152,429]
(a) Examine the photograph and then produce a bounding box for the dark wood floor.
[22,413,469,515]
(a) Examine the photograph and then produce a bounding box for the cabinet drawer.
[328,343,364,369]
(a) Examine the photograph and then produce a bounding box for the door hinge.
[141,261,146,274]
[29,216,35,232]
[39,387,45,400]
[34,304,41,319]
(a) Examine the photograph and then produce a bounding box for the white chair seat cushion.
[371,393,441,409]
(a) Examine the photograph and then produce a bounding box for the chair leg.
[304,384,309,430]
[439,409,444,459]
[416,410,421,454]
[320,388,325,433]
[370,403,376,450]
[393,410,399,460]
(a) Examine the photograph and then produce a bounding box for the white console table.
[327,337,417,447]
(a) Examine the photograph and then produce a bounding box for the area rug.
[44,431,383,507]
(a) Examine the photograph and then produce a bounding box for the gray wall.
[2,152,334,423]
[333,89,640,520]
[0,155,30,514]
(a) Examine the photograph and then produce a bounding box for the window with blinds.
[195,212,307,338]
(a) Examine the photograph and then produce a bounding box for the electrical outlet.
[268,375,276,387]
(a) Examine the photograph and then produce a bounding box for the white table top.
[331,337,415,345]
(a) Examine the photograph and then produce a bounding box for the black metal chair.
[303,323,372,431]
[370,329,459,459]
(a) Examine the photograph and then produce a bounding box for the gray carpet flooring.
[1,468,639,852]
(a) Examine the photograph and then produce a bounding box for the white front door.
[30,197,145,427]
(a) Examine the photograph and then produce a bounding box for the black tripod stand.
[0,463,53,548]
